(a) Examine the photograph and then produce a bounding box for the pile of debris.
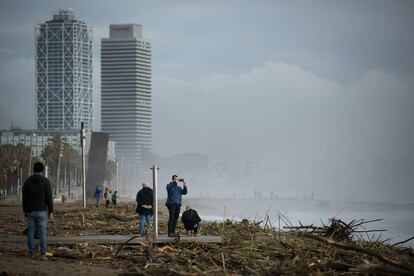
[284,218,386,241]
[1,203,414,275]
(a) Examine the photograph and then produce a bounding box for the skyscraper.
[101,24,152,167]
[36,8,93,131]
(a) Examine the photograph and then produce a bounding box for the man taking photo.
[166,175,187,237]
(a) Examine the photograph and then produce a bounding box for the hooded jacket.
[22,174,53,214]
[136,187,153,215]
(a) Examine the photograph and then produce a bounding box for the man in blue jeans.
[22,162,53,260]
[136,181,153,235]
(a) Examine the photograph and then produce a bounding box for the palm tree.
[42,134,81,197]
[0,144,31,195]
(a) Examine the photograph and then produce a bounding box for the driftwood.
[301,232,414,273]
[51,251,83,259]
[113,235,145,259]
[2,203,413,275]
[392,235,414,247]
[325,261,354,271]
[351,261,414,275]
[284,218,386,241]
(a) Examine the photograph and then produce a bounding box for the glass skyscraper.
[35,8,93,131]
[101,24,152,167]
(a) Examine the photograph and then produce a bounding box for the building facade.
[101,24,152,167]
[0,128,90,158]
[36,8,93,131]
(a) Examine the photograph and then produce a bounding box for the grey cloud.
[0,57,35,129]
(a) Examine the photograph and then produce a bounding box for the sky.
[0,0,413,201]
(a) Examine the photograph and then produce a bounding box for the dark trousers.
[185,225,198,234]
[167,204,181,235]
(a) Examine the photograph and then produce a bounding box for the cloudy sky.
[1,0,413,201]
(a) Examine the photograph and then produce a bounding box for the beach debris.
[284,218,386,241]
[1,203,413,275]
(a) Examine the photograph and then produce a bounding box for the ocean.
[185,198,414,248]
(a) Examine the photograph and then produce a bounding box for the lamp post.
[28,133,36,177]
[116,159,119,192]
[151,165,159,239]
[56,140,63,196]
[80,122,86,208]
[16,159,22,199]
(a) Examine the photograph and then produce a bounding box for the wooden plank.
[1,235,222,245]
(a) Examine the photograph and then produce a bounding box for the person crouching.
[181,205,201,236]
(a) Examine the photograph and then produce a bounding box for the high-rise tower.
[101,24,152,167]
[36,8,93,131]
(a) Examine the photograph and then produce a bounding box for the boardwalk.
[1,234,222,245]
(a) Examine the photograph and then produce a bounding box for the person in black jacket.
[22,161,53,260]
[181,205,201,236]
[136,181,153,235]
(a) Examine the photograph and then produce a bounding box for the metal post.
[19,166,23,200]
[28,133,33,178]
[116,159,119,192]
[81,122,86,208]
[17,174,20,200]
[56,141,62,197]
[151,165,159,239]
[64,164,67,195]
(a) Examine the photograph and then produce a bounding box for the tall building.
[35,8,93,131]
[101,24,152,167]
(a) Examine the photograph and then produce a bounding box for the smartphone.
[179,178,185,182]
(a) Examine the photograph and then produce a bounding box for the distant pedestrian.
[22,162,53,260]
[111,191,118,206]
[95,185,103,207]
[136,181,153,235]
[181,205,201,236]
[166,175,188,237]
[104,187,112,208]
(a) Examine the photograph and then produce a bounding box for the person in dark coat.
[136,181,153,235]
[22,161,53,260]
[181,205,201,236]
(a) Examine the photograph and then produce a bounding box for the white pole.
[116,159,119,192]
[151,165,159,239]
[81,122,86,208]
[28,132,33,178]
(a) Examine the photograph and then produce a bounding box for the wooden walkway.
[1,235,222,245]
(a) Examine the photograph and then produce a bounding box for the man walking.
[136,182,153,235]
[22,162,53,260]
[104,187,112,208]
[112,190,118,206]
[166,175,187,237]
